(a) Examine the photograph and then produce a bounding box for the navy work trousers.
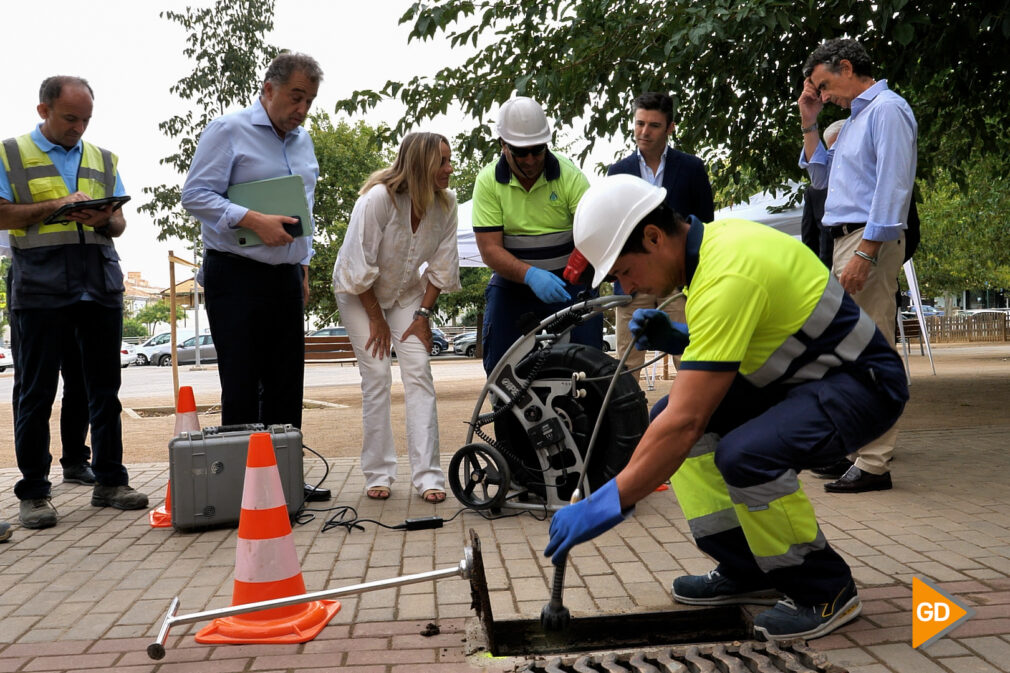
[481,275,603,374]
[8,266,91,470]
[13,301,127,500]
[652,366,906,604]
[203,250,305,428]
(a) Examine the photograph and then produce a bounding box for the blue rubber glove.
[628,309,690,354]
[525,267,571,304]
[543,479,632,565]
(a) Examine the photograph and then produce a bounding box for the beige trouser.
[833,229,906,475]
[615,293,687,372]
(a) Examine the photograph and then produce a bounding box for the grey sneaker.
[63,463,96,485]
[0,521,11,542]
[673,569,781,606]
[19,498,58,529]
[754,581,862,641]
[91,485,149,510]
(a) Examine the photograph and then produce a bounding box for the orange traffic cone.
[149,386,200,528]
[195,432,340,645]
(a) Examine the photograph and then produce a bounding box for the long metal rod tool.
[148,547,473,660]
[542,292,685,632]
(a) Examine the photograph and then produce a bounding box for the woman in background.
[333,132,460,503]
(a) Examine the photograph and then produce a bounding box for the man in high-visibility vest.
[0,76,148,531]
[544,175,908,640]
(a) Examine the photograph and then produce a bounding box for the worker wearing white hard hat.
[544,174,909,641]
[470,96,601,374]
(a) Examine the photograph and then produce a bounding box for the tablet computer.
[227,175,312,247]
[43,195,131,224]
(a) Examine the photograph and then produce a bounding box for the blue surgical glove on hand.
[543,478,632,565]
[525,266,571,304]
[628,309,690,354]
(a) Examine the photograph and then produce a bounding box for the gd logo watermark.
[913,577,975,649]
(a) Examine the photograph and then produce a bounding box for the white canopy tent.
[455,200,485,267]
[712,182,804,238]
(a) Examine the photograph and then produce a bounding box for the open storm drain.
[489,606,752,657]
[517,641,844,673]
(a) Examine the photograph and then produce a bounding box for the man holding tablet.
[182,53,329,502]
[0,75,148,530]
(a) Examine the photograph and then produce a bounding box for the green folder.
[226,174,313,247]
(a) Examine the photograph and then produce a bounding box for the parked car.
[960,308,1010,317]
[135,330,196,365]
[453,332,478,358]
[602,332,617,352]
[120,342,136,368]
[900,306,943,319]
[309,326,347,337]
[151,334,217,366]
[0,347,14,373]
[429,328,449,356]
[390,327,450,358]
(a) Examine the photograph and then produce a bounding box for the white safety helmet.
[496,96,552,146]
[574,175,668,288]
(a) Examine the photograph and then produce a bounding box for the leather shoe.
[810,458,852,480]
[824,465,892,493]
[304,483,331,502]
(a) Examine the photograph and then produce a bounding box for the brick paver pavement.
[1,347,1009,672]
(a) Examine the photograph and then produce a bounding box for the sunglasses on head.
[506,143,548,158]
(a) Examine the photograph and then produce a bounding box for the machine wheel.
[466,344,477,357]
[448,443,511,510]
[158,354,172,367]
[431,343,443,356]
[136,354,149,366]
[493,343,648,502]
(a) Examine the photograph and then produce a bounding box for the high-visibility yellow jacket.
[0,133,124,309]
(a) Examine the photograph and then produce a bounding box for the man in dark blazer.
[607,92,714,372]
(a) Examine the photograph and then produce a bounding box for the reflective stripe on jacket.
[1,134,116,249]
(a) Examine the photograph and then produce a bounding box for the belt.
[830,223,866,239]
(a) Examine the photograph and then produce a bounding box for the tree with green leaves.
[338,1,1010,205]
[305,113,392,322]
[914,151,1010,306]
[134,300,179,336]
[142,0,278,246]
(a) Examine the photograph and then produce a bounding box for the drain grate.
[517,640,845,673]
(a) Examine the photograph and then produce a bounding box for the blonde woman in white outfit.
[333,132,460,503]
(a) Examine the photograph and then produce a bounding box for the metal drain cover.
[518,640,845,673]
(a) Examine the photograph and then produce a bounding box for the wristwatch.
[413,306,433,320]
[801,122,819,134]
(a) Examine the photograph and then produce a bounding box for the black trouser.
[13,301,127,499]
[203,250,305,428]
[8,270,91,470]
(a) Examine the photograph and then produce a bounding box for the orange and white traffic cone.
[149,386,200,528]
[195,432,340,645]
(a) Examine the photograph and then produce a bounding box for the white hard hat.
[574,175,668,288]
[496,96,552,146]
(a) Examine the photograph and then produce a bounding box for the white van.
[135,330,196,366]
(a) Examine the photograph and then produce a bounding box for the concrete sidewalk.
[1,350,1009,671]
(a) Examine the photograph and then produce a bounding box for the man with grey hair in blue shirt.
[798,38,917,493]
[183,54,329,500]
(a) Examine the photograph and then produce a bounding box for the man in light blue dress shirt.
[798,38,917,493]
[182,54,324,492]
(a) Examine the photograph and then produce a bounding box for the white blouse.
[333,184,461,308]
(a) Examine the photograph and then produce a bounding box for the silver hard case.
[168,424,303,531]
